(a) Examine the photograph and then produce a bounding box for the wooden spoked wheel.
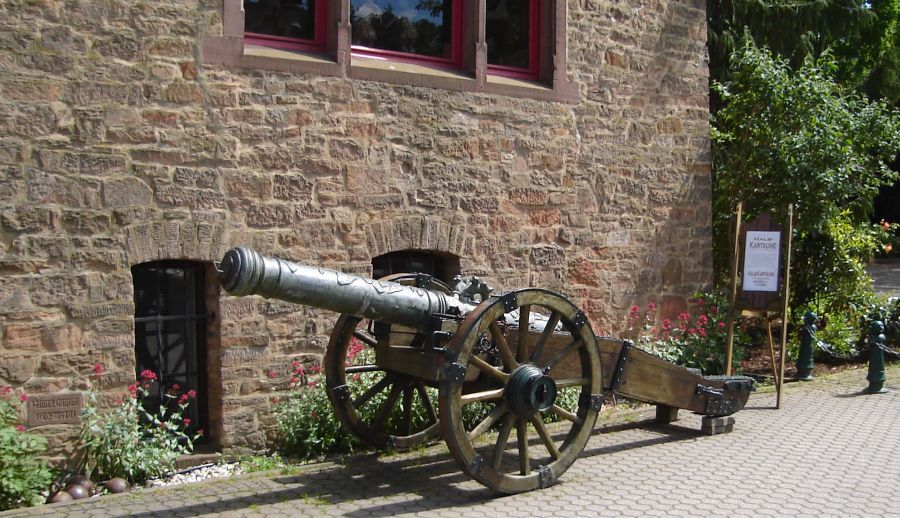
[324,273,449,452]
[439,289,603,493]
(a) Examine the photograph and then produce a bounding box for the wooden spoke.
[516,418,530,475]
[352,374,391,408]
[528,311,562,363]
[529,415,561,460]
[470,355,510,383]
[517,305,531,363]
[401,387,413,436]
[460,387,505,405]
[541,338,585,372]
[492,415,516,471]
[352,330,377,347]
[489,321,517,370]
[373,382,403,429]
[467,403,509,442]
[554,377,591,388]
[416,383,438,424]
[345,364,382,374]
[550,404,582,425]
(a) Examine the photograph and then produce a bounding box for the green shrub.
[80,366,201,484]
[626,292,745,375]
[0,388,53,511]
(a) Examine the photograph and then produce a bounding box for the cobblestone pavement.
[5,365,899,518]
[868,258,900,297]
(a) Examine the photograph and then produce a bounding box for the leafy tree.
[711,44,900,312]
[707,0,900,104]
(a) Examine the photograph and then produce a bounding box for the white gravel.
[144,463,244,488]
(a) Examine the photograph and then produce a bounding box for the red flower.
[16,425,25,432]
[1,386,11,396]
[197,429,204,436]
[19,393,28,402]
[646,302,656,311]
[187,390,197,399]
[629,305,639,314]
[92,364,104,375]
[140,369,157,382]
[267,370,278,379]
[183,418,191,426]
[718,321,726,329]
[696,298,706,306]
[289,376,299,383]
[291,360,301,369]
[127,382,139,395]
[171,384,180,391]
[308,364,322,374]
[697,315,709,327]
[178,394,189,405]
[307,380,317,388]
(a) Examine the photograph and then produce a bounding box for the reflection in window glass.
[486,0,531,69]
[350,0,454,60]
[245,0,317,42]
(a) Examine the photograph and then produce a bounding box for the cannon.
[218,247,753,494]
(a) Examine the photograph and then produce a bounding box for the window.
[486,0,540,79]
[350,0,462,66]
[244,0,327,52]
[133,261,210,440]
[206,0,577,102]
[372,249,460,284]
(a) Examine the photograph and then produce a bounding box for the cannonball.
[103,477,130,494]
[68,475,94,493]
[64,483,89,500]
[48,491,73,504]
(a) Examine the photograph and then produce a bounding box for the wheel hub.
[507,364,558,416]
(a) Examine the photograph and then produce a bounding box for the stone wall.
[0,0,713,455]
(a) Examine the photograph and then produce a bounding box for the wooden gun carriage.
[218,247,753,494]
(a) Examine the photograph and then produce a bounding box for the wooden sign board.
[26,392,83,427]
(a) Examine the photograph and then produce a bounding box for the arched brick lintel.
[124,221,229,265]
[363,215,474,261]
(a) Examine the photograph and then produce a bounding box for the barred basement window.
[133,261,210,440]
[372,250,460,285]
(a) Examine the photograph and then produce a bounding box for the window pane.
[245,0,317,42]
[486,0,531,69]
[351,0,454,60]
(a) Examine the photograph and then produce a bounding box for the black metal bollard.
[795,311,816,381]
[865,321,888,394]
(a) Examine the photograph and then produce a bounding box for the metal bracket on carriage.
[452,275,494,304]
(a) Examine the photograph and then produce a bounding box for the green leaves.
[0,395,53,511]
[712,43,900,311]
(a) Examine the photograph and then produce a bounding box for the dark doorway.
[372,250,460,284]
[132,261,210,438]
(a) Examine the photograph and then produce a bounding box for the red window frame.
[350,1,464,69]
[486,0,541,80]
[243,0,328,53]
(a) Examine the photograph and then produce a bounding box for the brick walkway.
[4,365,899,518]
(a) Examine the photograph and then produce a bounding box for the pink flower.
[629,305,639,314]
[197,428,204,436]
[171,384,180,391]
[183,418,191,426]
[179,394,189,405]
[140,369,157,382]
[1,386,11,396]
[696,298,706,306]
[289,376,299,383]
[307,380,317,388]
[352,374,361,382]
[127,382,139,396]
[267,370,278,379]
[187,389,197,399]
[16,425,25,432]
[718,321,726,329]
[308,364,322,374]
[697,315,709,327]
[710,305,719,315]
[291,361,301,369]
[678,312,690,323]
[92,364,104,375]
[661,319,673,330]
[646,302,656,311]
[19,393,28,402]
[698,328,707,337]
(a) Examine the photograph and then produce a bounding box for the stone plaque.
[26,392,83,427]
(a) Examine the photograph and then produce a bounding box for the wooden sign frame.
[724,203,794,409]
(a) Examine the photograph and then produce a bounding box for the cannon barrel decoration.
[218,247,754,494]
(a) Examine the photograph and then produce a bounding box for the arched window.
[372,249,460,284]
[132,261,211,439]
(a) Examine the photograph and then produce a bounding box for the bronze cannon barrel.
[218,247,478,329]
